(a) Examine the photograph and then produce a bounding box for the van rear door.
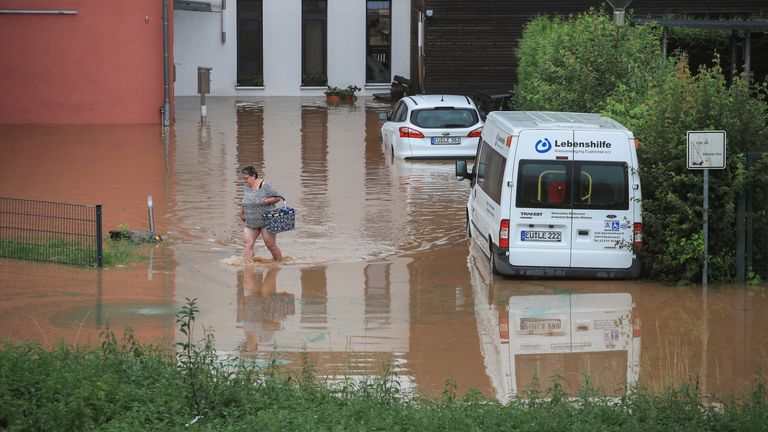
[508,129,574,268]
[570,131,634,269]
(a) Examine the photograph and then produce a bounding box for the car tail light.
[634,137,640,150]
[499,219,510,249]
[633,223,643,250]
[499,309,509,343]
[399,127,424,138]
[467,127,483,138]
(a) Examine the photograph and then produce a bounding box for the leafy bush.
[515,9,768,282]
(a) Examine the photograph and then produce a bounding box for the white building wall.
[174,0,410,96]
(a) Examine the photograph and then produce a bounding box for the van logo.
[535,138,552,153]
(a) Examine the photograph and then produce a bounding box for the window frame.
[301,0,327,87]
[365,0,392,84]
[236,0,264,87]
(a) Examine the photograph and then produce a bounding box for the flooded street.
[1,97,767,400]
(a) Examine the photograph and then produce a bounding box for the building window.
[302,0,327,87]
[237,0,263,87]
[366,0,391,84]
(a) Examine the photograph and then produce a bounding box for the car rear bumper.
[405,140,478,159]
[491,243,641,279]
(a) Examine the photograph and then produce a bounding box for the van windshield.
[516,160,628,210]
[410,108,479,129]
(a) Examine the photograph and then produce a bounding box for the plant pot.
[326,95,340,104]
[340,95,354,103]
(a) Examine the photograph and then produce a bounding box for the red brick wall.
[0,0,174,124]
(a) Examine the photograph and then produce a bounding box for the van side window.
[516,161,571,208]
[476,140,506,204]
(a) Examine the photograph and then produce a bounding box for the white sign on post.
[687,131,726,170]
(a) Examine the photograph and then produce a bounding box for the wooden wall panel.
[420,0,768,95]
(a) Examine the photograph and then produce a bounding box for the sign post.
[687,131,726,285]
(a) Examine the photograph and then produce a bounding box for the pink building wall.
[0,0,174,124]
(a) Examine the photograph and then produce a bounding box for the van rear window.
[410,108,479,129]
[516,160,628,210]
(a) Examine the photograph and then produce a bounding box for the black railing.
[746,152,767,278]
[0,197,103,267]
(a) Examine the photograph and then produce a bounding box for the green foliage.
[1,300,767,430]
[324,85,362,97]
[515,8,671,113]
[101,238,154,267]
[516,9,768,282]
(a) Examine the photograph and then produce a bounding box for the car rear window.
[410,108,479,129]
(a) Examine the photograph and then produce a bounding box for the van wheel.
[488,237,500,275]
[465,212,471,238]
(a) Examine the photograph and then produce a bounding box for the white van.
[456,111,643,278]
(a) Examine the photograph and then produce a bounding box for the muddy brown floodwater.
[1,97,766,401]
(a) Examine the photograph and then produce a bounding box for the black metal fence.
[746,152,767,278]
[0,197,103,267]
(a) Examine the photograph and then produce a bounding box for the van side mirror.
[377,112,390,121]
[455,160,471,181]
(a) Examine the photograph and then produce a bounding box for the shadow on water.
[1,97,766,400]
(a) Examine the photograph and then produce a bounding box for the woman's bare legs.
[261,229,283,262]
[243,227,258,261]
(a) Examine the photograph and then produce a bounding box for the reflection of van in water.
[456,111,643,278]
[470,259,641,402]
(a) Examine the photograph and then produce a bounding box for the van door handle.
[578,230,589,236]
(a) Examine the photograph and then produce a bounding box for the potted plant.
[324,86,343,104]
[325,85,361,103]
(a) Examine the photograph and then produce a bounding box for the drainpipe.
[162,0,171,126]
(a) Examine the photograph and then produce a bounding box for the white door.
[507,129,573,268]
[569,131,634,269]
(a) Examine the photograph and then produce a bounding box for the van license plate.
[521,231,562,242]
[431,137,461,145]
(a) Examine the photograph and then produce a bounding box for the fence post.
[96,204,103,267]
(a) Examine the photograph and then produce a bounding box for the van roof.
[488,111,629,131]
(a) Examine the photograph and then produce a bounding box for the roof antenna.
[441,95,444,102]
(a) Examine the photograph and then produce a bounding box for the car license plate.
[520,318,562,332]
[521,230,562,242]
[431,137,461,145]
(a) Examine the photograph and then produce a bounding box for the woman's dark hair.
[241,166,258,178]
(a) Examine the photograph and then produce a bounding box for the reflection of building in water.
[236,102,265,173]
[300,104,330,226]
[238,266,295,352]
[238,259,410,379]
[300,266,327,325]
[0,257,176,348]
[365,261,391,330]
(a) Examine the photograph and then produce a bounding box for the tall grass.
[0,237,155,267]
[0,298,766,431]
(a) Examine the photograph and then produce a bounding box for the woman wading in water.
[240,166,283,262]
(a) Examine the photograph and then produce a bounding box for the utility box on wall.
[197,67,212,94]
